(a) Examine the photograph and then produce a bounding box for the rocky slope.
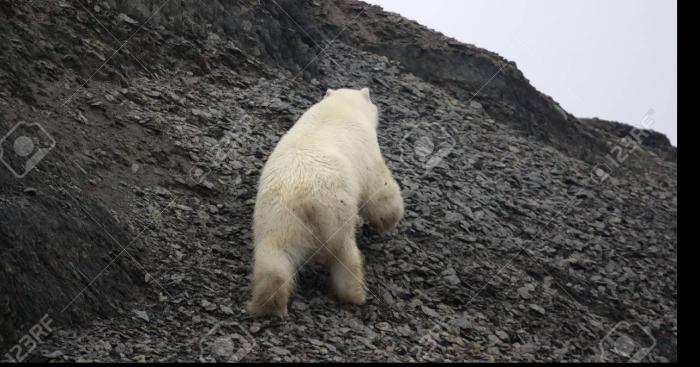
[0,0,676,362]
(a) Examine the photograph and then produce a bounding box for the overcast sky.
[364,0,677,146]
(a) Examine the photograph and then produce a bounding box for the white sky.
[363,0,677,146]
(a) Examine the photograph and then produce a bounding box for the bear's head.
[324,87,379,129]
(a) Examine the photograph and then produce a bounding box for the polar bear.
[247,87,404,318]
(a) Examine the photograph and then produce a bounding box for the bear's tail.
[247,241,296,318]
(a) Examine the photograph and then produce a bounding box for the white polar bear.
[248,87,404,318]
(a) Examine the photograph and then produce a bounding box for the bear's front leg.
[330,239,367,305]
[361,177,404,235]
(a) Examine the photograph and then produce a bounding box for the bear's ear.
[360,87,370,100]
[325,88,334,97]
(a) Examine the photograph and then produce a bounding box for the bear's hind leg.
[248,245,296,318]
[329,238,367,305]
